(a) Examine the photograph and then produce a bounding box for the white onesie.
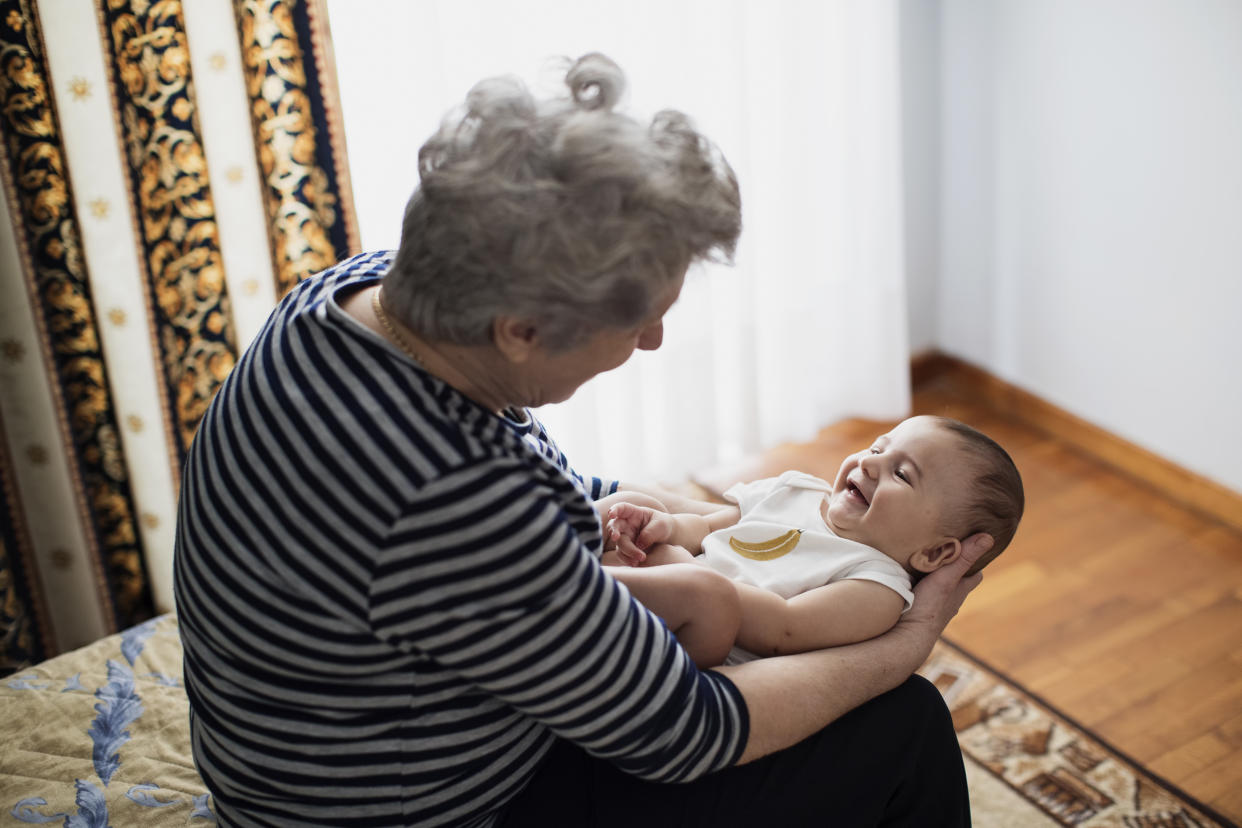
[701,471,915,664]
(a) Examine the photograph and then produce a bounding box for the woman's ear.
[493,316,539,363]
[909,537,963,574]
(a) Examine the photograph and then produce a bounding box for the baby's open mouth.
[847,480,870,506]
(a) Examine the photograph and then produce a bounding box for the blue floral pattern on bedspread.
[2,615,215,825]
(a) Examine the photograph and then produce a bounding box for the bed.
[0,614,216,824]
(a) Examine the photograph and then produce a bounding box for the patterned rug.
[919,639,1237,827]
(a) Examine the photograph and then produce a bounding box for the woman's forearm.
[716,624,928,764]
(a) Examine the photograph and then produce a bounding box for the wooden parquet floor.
[694,373,1242,822]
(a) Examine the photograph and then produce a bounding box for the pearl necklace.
[371,288,425,366]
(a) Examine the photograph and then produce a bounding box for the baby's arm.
[613,482,730,516]
[606,502,741,565]
[733,580,907,657]
[594,490,668,524]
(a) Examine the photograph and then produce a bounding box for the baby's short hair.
[934,417,1024,575]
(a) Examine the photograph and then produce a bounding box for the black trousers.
[499,674,970,827]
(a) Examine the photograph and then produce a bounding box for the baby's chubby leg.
[636,543,697,566]
[606,546,740,668]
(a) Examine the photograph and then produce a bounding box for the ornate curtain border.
[0,0,152,634]
[96,0,239,463]
[0,405,54,673]
[234,0,360,298]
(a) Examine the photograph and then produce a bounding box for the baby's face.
[824,416,971,570]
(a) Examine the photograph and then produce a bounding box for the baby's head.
[824,415,1023,577]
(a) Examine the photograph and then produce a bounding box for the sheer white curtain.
[328,0,910,483]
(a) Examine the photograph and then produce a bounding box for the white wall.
[899,0,942,353]
[904,0,1242,494]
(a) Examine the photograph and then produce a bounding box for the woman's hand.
[891,532,991,667]
[606,503,678,565]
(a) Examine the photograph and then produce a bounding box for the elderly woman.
[174,53,988,827]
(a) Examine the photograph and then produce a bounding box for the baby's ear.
[909,537,963,574]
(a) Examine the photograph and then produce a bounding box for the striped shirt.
[173,252,748,827]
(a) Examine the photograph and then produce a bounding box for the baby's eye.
[869,447,881,455]
[895,468,911,483]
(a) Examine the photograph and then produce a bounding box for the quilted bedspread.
[0,614,215,824]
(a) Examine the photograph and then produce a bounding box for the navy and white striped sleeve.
[368,457,748,782]
[526,412,618,500]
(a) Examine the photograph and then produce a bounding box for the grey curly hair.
[381,53,742,352]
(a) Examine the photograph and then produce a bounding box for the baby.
[598,415,1023,666]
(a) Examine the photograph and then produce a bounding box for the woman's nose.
[637,321,664,351]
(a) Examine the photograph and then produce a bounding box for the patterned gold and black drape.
[0,0,357,674]
[236,0,358,297]
[0,408,55,673]
[0,0,148,652]
[99,0,239,465]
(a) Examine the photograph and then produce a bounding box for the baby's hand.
[606,503,676,566]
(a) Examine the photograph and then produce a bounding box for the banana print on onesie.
[728,529,803,561]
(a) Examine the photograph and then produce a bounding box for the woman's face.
[523,275,683,407]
